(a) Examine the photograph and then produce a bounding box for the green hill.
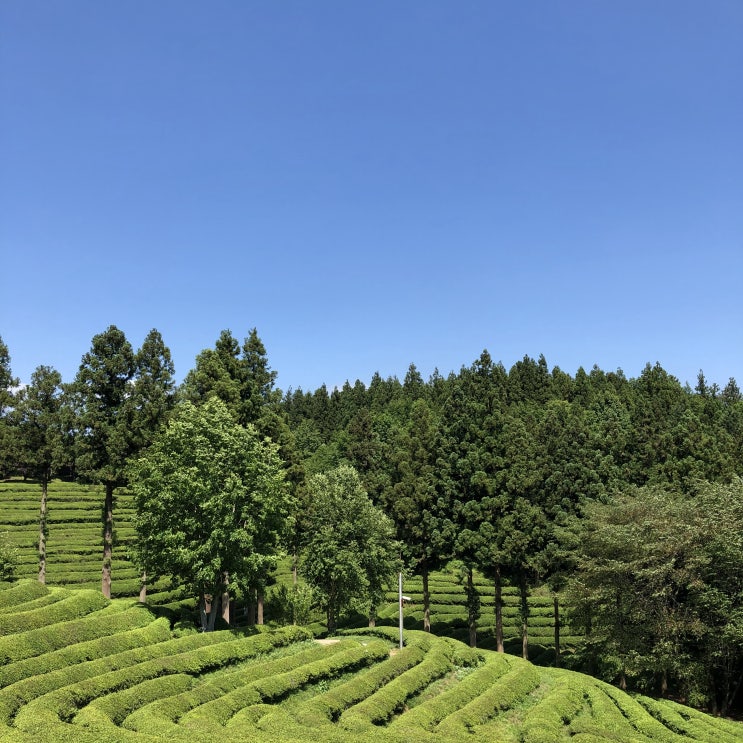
[0,579,740,742]
[1,479,571,659]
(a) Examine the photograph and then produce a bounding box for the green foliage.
[301,465,400,633]
[128,397,290,629]
[0,538,17,583]
[569,479,743,714]
[0,576,739,742]
[269,582,316,626]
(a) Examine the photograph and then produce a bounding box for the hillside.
[0,579,741,742]
[0,479,573,657]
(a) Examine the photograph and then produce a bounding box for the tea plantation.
[1,480,742,742]
[0,580,742,742]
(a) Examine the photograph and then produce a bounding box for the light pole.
[398,572,410,649]
[399,572,403,648]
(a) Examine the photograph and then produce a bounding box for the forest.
[0,326,742,718]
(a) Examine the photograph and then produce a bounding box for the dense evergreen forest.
[1,328,742,717]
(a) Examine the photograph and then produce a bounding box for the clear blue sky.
[2,2,741,392]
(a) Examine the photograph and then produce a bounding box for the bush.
[339,637,455,732]
[391,651,512,733]
[0,589,108,636]
[435,659,541,735]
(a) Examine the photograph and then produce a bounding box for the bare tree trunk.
[519,572,529,661]
[207,592,220,632]
[139,571,147,603]
[199,591,209,632]
[494,564,504,653]
[101,482,114,599]
[327,583,337,635]
[222,590,230,624]
[422,566,431,632]
[368,605,376,628]
[292,550,298,585]
[246,588,256,627]
[38,477,48,584]
[554,594,561,667]
[467,567,478,648]
[257,591,264,625]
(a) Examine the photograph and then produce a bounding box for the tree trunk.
[38,477,48,584]
[257,591,264,625]
[139,571,147,603]
[327,605,336,635]
[292,550,298,586]
[246,587,255,627]
[554,594,561,667]
[494,564,504,653]
[207,592,220,632]
[199,591,209,632]
[368,605,376,628]
[519,572,529,661]
[709,675,718,716]
[327,583,337,635]
[101,481,114,599]
[467,567,478,648]
[724,670,743,718]
[222,589,230,624]
[422,566,431,632]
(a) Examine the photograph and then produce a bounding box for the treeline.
[1,328,742,714]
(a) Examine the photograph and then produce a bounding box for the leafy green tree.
[182,327,278,429]
[569,487,707,696]
[11,366,67,583]
[436,353,511,648]
[128,398,290,630]
[0,335,19,477]
[301,465,400,633]
[691,480,743,715]
[182,329,242,413]
[387,398,451,631]
[130,329,176,450]
[128,329,176,600]
[73,325,137,598]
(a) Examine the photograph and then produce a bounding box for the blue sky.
[2,2,741,392]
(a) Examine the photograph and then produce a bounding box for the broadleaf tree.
[128,398,290,631]
[301,465,400,634]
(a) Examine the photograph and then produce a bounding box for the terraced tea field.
[0,579,741,743]
[0,480,580,654]
[0,480,189,608]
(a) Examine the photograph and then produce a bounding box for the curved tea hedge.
[0,582,740,743]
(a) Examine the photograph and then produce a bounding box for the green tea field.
[0,580,741,742]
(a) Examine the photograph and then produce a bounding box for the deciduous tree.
[128,398,290,630]
[301,465,400,633]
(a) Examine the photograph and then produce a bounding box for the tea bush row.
[175,638,390,736]
[338,636,455,731]
[435,659,541,736]
[11,626,313,734]
[0,589,108,636]
[389,651,513,734]
[291,634,432,729]
[123,640,342,735]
